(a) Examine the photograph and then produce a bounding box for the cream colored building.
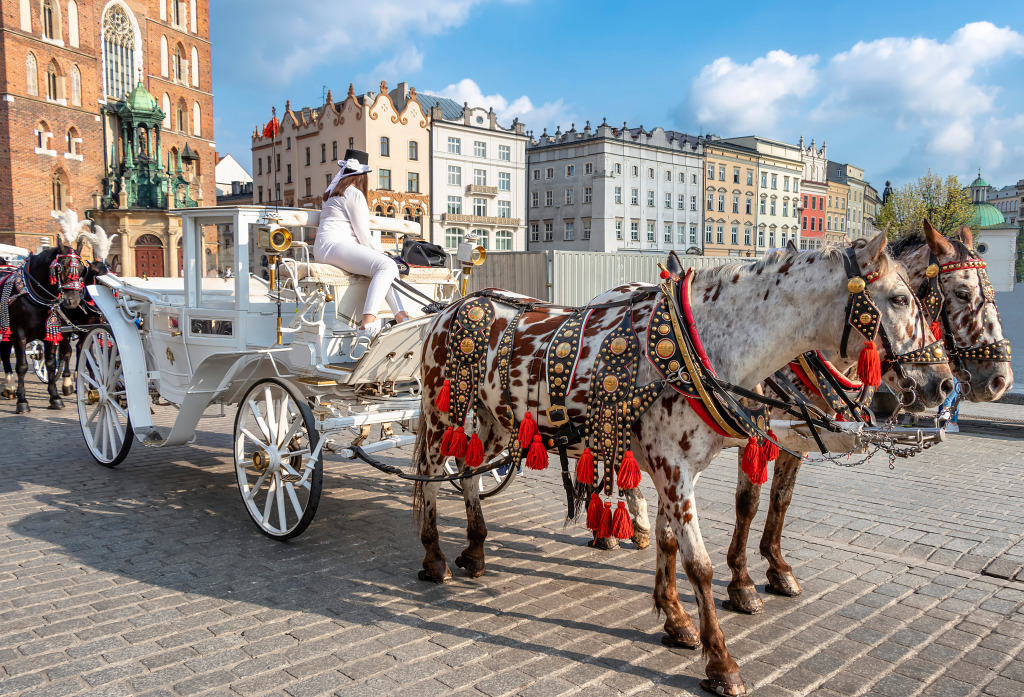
[725,136,803,253]
[251,81,431,245]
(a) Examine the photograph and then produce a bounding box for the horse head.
[844,233,953,408]
[911,221,1012,401]
[50,236,84,310]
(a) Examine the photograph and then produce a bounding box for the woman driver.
[314,149,409,340]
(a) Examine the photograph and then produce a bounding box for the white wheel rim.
[235,383,316,536]
[27,340,47,381]
[76,331,128,463]
[444,458,510,494]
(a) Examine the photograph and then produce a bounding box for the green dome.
[970,175,988,188]
[972,202,1004,229]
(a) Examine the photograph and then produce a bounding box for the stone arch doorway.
[134,234,165,277]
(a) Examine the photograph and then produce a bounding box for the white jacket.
[314,188,381,255]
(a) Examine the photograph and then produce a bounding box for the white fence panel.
[461,251,549,300]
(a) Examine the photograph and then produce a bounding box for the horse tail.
[564,480,589,525]
[411,407,428,530]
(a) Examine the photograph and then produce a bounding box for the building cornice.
[0,28,99,60]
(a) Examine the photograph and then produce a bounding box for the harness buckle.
[546,405,569,427]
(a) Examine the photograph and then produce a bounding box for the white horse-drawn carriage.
[76,205,481,539]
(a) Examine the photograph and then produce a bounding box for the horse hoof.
[417,566,452,584]
[62,385,73,396]
[724,584,764,615]
[454,555,485,578]
[15,402,30,414]
[661,631,700,650]
[588,536,619,550]
[631,529,651,550]
[765,569,802,597]
[49,399,65,410]
[700,673,746,696]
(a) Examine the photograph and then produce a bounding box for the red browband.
[940,258,986,273]
[864,267,883,284]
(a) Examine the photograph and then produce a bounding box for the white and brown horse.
[724,222,1013,615]
[413,235,953,694]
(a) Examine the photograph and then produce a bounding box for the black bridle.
[916,252,1011,371]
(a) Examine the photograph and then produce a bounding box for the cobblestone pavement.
[2,380,1024,697]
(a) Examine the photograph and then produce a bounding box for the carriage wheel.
[27,340,47,382]
[76,329,132,467]
[234,378,323,541]
[445,455,518,499]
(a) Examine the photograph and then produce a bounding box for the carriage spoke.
[81,370,101,390]
[285,482,303,520]
[108,397,129,422]
[276,474,287,532]
[246,399,272,441]
[83,346,100,377]
[86,401,102,426]
[263,386,278,443]
[261,477,277,526]
[277,397,292,447]
[103,408,118,458]
[277,417,303,450]
[108,405,126,441]
[245,469,271,500]
[240,427,269,449]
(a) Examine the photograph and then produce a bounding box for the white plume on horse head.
[76,220,117,261]
[50,209,83,246]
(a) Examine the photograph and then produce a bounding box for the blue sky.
[210,1,1024,190]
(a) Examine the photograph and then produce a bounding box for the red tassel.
[465,433,485,468]
[526,434,548,470]
[598,502,613,538]
[586,493,603,530]
[434,379,451,412]
[440,426,455,456]
[575,447,595,484]
[517,411,537,449]
[857,341,882,387]
[930,321,943,341]
[741,437,768,485]
[611,501,634,540]
[449,426,468,458]
[0,327,10,341]
[761,430,779,462]
[617,450,642,490]
[45,312,61,344]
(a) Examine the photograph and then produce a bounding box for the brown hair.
[324,171,368,203]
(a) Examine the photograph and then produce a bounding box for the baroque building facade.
[799,137,828,249]
[251,81,430,247]
[418,93,527,251]
[724,136,802,253]
[525,122,704,253]
[0,0,215,276]
[825,160,850,244]
[703,137,758,256]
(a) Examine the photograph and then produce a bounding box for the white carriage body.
[88,206,457,452]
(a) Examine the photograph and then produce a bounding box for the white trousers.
[316,240,406,318]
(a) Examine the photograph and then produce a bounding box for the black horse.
[0,238,84,412]
[47,256,111,396]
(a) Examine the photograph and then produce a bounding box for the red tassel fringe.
[0,328,10,341]
[526,434,548,470]
[449,426,468,458]
[857,341,882,387]
[617,450,641,490]
[465,433,485,468]
[440,426,455,456]
[611,501,634,540]
[761,430,779,462]
[434,379,451,412]
[575,447,594,484]
[930,321,943,341]
[586,493,602,531]
[598,502,613,538]
[517,412,537,450]
[741,436,768,485]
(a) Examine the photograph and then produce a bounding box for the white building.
[215,153,252,197]
[526,121,704,253]
[418,95,528,251]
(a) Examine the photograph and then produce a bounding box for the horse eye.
[892,295,909,306]
[955,290,970,301]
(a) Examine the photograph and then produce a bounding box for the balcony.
[441,213,520,226]
[466,184,498,196]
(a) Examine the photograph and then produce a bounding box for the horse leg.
[454,410,505,578]
[653,502,700,649]
[668,493,745,696]
[624,486,651,549]
[415,419,453,584]
[45,341,64,409]
[725,451,764,614]
[14,339,29,413]
[1,341,13,399]
[61,338,73,396]
[759,452,804,597]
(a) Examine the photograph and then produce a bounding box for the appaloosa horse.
[413,234,953,694]
[0,238,84,412]
[723,221,1013,615]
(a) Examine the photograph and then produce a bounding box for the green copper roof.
[121,81,161,115]
[972,202,1005,229]
[970,175,988,188]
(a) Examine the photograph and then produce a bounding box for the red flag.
[262,117,279,139]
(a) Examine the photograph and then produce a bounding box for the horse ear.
[957,225,974,249]
[785,239,799,253]
[76,234,86,254]
[864,232,888,263]
[666,250,683,278]
[923,219,955,258]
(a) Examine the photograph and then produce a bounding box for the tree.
[876,172,975,239]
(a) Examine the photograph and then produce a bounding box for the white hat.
[325,153,372,196]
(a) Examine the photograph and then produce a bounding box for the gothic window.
[52,172,66,211]
[42,0,56,39]
[46,61,59,101]
[66,127,79,155]
[174,45,183,82]
[161,93,171,129]
[68,1,79,47]
[176,100,186,132]
[192,101,200,136]
[103,5,136,100]
[70,65,81,106]
[190,46,199,86]
[26,52,38,96]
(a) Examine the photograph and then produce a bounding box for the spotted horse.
[413,234,954,695]
[723,221,1012,615]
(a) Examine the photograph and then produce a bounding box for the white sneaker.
[944,422,959,433]
[356,320,380,342]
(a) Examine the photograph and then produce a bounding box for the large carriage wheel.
[76,328,132,467]
[27,340,47,382]
[445,455,518,499]
[234,378,323,541]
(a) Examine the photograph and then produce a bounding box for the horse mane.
[888,233,972,262]
[697,242,866,283]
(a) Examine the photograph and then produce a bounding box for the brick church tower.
[0,1,214,276]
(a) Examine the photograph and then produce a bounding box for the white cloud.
[433,78,574,133]
[688,50,819,134]
[241,0,494,83]
[366,46,424,82]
